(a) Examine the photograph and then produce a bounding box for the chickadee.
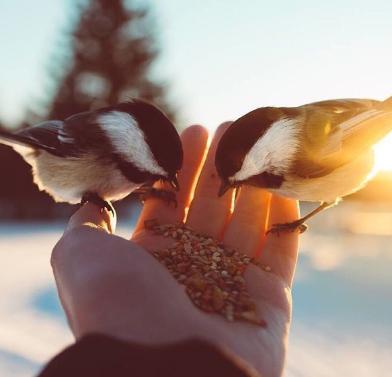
[215,96,392,233]
[0,99,183,212]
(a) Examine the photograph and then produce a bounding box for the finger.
[133,125,209,235]
[186,122,234,239]
[66,203,117,234]
[223,186,271,257]
[256,195,299,287]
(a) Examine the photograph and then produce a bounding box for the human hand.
[52,124,299,377]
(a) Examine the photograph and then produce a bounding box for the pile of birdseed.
[144,219,266,327]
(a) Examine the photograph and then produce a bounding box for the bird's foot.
[267,220,308,236]
[135,187,177,208]
[81,192,115,215]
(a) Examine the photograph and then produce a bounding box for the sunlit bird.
[215,96,392,233]
[0,100,182,212]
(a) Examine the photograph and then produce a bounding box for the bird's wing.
[293,98,392,178]
[6,121,80,157]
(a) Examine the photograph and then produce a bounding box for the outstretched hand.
[52,124,299,377]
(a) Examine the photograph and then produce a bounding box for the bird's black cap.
[215,107,290,182]
[102,100,183,181]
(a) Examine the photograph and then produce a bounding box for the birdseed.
[144,219,267,327]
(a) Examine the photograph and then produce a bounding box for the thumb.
[66,203,117,234]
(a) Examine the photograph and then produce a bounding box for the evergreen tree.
[48,0,173,120]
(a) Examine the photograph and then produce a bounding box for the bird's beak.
[218,181,231,197]
[168,176,180,191]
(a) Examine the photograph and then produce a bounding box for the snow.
[0,206,391,376]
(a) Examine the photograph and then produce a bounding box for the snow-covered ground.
[0,203,392,376]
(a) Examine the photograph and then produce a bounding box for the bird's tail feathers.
[0,128,34,149]
[340,108,392,153]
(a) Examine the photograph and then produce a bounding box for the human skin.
[52,123,299,377]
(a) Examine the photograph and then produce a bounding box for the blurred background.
[0,0,392,376]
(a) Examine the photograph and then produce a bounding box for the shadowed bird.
[215,96,392,233]
[0,99,182,212]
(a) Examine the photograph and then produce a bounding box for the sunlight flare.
[374,133,392,172]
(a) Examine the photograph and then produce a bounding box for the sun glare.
[374,133,392,173]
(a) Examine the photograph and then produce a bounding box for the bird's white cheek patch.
[98,111,166,176]
[232,118,300,181]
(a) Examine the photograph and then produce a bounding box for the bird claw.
[81,192,115,215]
[136,187,178,208]
[267,221,308,236]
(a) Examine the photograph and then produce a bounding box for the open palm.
[53,124,299,377]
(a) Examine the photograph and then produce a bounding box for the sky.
[0,0,391,130]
